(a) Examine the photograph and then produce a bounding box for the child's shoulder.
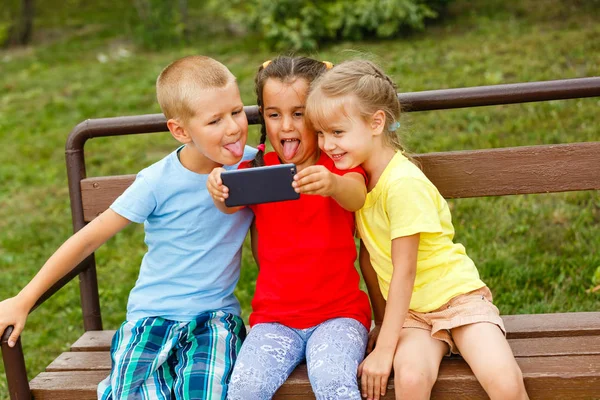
[386,152,435,189]
[135,148,179,185]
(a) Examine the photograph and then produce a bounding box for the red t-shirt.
[241,151,372,331]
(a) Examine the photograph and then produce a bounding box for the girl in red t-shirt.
[207,56,372,399]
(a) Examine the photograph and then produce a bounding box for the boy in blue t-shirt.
[0,55,256,399]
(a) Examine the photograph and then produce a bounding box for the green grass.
[1,0,599,397]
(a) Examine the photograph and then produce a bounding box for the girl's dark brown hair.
[250,56,330,167]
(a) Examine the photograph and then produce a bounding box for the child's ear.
[167,118,191,144]
[370,110,386,136]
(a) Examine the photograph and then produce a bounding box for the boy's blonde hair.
[306,59,405,151]
[156,55,236,121]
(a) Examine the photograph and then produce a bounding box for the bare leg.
[452,322,529,400]
[393,328,447,400]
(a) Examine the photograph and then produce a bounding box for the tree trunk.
[19,0,35,45]
[5,0,35,46]
[179,0,189,40]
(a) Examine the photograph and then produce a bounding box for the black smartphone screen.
[221,163,300,207]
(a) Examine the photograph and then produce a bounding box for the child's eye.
[294,112,304,117]
[209,118,220,125]
[268,113,279,118]
[232,109,241,115]
[333,130,343,135]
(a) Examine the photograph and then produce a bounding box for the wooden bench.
[2,77,600,399]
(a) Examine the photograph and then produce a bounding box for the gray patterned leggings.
[227,317,368,400]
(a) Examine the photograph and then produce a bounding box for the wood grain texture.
[79,142,600,221]
[30,355,600,399]
[46,352,110,372]
[81,175,134,222]
[68,313,600,352]
[503,312,600,339]
[415,142,600,199]
[70,330,116,352]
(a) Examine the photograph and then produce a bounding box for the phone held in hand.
[221,164,300,207]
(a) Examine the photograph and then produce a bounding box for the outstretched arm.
[0,209,130,347]
[293,166,366,211]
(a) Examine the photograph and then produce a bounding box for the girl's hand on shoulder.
[357,347,394,400]
[0,296,30,348]
[207,167,229,202]
[292,165,337,197]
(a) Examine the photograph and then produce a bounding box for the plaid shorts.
[97,311,246,400]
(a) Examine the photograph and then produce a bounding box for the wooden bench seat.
[29,313,600,399]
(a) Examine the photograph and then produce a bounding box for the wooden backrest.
[80,141,600,222]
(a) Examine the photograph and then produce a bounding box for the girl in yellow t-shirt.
[306,60,529,400]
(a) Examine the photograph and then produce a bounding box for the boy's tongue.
[224,140,243,157]
[283,140,300,160]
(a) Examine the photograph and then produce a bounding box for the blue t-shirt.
[110,145,257,322]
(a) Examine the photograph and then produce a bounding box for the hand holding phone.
[292,164,339,197]
[221,164,300,207]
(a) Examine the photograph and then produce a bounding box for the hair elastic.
[262,60,272,69]
[389,121,401,132]
[256,143,266,152]
[323,61,333,69]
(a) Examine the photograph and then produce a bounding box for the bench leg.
[2,326,31,400]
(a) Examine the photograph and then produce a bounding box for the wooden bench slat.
[69,312,600,352]
[56,335,600,373]
[81,175,135,222]
[508,335,600,357]
[30,371,106,400]
[71,330,116,352]
[80,142,600,221]
[503,312,600,339]
[46,352,110,372]
[32,355,600,399]
[417,141,600,199]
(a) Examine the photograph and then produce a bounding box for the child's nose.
[282,115,293,131]
[226,116,241,135]
[322,135,335,151]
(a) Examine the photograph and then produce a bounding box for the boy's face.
[262,78,319,171]
[179,82,248,170]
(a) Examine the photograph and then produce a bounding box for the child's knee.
[393,358,437,398]
[482,366,527,400]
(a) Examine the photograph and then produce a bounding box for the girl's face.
[314,95,377,171]
[262,78,319,170]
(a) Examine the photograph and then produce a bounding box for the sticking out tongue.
[282,139,300,160]
[224,140,243,157]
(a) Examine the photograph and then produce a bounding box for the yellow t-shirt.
[356,152,485,312]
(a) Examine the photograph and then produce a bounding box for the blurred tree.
[132,0,188,49]
[209,0,453,51]
[2,0,35,47]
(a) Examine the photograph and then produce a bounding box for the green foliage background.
[207,0,452,50]
[0,0,599,397]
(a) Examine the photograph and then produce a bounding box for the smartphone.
[221,163,300,207]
